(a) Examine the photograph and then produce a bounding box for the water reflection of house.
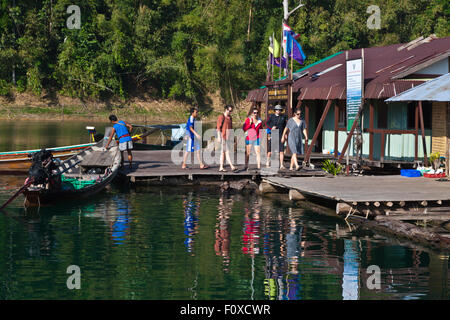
[247,36,450,167]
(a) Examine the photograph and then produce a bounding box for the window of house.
[377,102,388,129]
[407,101,432,130]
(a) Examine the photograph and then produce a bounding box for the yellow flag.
[273,37,280,58]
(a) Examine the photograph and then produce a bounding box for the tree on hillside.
[0,0,447,107]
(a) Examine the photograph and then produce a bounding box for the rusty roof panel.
[247,36,450,101]
[245,87,267,102]
[386,73,450,102]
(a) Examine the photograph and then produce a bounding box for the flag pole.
[290,37,294,80]
[272,32,275,81]
[280,27,283,80]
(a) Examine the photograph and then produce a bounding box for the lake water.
[0,120,448,300]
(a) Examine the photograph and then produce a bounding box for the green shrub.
[322,159,343,176]
[0,79,11,96]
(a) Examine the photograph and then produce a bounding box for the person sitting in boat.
[105,114,133,169]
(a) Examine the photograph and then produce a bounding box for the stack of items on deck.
[61,175,97,190]
[401,152,446,178]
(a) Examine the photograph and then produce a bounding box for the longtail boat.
[22,140,121,207]
[131,124,184,150]
[0,124,181,173]
[0,142,97,174]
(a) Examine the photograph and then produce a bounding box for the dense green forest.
[0,0,448,107]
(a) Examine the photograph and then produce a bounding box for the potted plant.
[429,152,441,171]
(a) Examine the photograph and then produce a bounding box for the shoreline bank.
[0,92,252,123]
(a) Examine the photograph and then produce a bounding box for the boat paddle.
[0,159,82,210]
[0,178,34,210]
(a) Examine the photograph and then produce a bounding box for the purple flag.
[269,53,287,69]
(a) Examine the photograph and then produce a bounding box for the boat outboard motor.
[94,133,104,142]
[28,149,54,185]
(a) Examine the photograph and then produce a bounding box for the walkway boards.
[264,175,450,203]
[124,150,326,181]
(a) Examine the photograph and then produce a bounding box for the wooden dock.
[263,175,450,220]
[121,150,326,184]
[115,149,450,249]
[264,175,450,202]
[263,175,450,249]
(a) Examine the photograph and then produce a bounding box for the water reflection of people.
[111,197,131,246]
[183,193,200,255]
[285,209,304,300]
[242,199,260,256]
[286,210,302,274]
[214,195,232,272]
[262,207,306,300]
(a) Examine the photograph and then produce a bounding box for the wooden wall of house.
[432,101,447,156]
[447,102,450,176]
[321,100,432,162]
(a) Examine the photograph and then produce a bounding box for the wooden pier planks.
[264,175,450,203]
[80,150,114,167]
[124,150,327,180]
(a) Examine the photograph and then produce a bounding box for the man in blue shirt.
[105,114,133,169]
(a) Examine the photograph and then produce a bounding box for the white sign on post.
[346,59,363,131]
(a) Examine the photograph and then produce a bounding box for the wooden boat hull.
[23,142,121,206]
[0,143,96,174]
[23,169,118,206]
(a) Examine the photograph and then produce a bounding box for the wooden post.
[419,101,429,167]
[369,102,374,161]
[305,101,309,131]
[304,99,333,163]
[265,88,270,125]
[305,101,309,150]
[447,102,450,177]
[380,131,385,162]
[415,103,419,162]
[287,83,292,118]
[334,102,339,158]
[338,110,359,163]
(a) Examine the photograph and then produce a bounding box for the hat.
[274,104,283,110]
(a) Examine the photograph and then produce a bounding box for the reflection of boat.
[23,139,121,207]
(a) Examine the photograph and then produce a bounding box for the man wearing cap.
[265,104,287,169]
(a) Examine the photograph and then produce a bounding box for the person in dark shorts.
[105,114,133,169]
[265,104,287,169]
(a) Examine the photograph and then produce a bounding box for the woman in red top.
[243,107,262,170]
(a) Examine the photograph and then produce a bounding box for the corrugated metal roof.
[246,36,450,102]
[385,73,450,102]
[246,87,267,102]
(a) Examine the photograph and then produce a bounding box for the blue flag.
[285,30,306,65]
